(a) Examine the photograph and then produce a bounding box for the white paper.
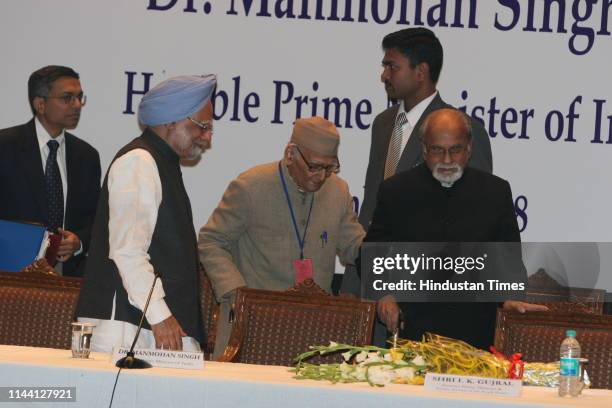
[111,347,204,370]
[425,373,522,397]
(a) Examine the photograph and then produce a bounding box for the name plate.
[424,373,522,397]
[111,347,204,370]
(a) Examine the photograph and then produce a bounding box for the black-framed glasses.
[188,116,213,134]
[425,144,467,158]
[295,146,340,175]
[45,93,86,106]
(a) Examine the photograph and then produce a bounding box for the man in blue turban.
[77,74,216,353]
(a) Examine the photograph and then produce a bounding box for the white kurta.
[78,149,198,353]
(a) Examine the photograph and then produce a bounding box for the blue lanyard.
[278,161,314,259]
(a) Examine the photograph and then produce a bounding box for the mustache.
[437,164,460,170]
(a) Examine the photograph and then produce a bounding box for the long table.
[0,345,610,408]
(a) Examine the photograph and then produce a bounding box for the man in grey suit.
[340,28,493,342]
[361,27,492,233]
[199,116,365,357]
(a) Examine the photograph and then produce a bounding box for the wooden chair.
[526,269,605,314]
[218,279,376,366]
[0,275,81,349]
[0,270,81,289]
[199,267,220,359]
[494,309,612,389]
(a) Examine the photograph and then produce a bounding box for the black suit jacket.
[337,94,493,295]
[361,164,521,349]
[0,119,101,276]
[359,94,493,231]
[366,165,519,244]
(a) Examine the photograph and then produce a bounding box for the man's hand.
[377,295,400,332]
[151,315,186,351]
[503,300,549,313]
[57,228,81,262]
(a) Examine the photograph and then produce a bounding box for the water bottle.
[559,329,581,397]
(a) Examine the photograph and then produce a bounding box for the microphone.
[115,273,159,369]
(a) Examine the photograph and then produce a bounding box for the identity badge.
[293,258,314,283]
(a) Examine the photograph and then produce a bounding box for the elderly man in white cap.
[76,74,216,353]
[199,116,366,357]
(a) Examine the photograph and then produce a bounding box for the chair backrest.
[199,267,220,359]
[0,276,81,349]
[0,271,81,289]
[495,309,612,389]
[526,269,605,314]
[218,279,375,366]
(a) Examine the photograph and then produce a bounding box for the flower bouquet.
[293,342,428,386]
[292,333,564,387]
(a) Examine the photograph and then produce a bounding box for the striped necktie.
[384,112,408,179]
[45,139,64,232]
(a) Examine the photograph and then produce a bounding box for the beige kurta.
[198,161,365,356]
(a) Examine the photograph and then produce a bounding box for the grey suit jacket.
[199,161,365,300]
[200,161,366,356]
[358,93,493,230]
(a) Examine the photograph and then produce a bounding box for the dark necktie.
[45,140,64,232]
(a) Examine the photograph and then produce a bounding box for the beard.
[185,147,202,160]
[432,163,463,187]
[171,127,210,160]
[185,142,209,160]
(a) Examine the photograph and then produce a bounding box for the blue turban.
[138,74,216,126]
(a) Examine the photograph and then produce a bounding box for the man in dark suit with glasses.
[0,65,101,276]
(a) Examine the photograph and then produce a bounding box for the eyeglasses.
[425,144,467,158]
[45,93,87,106]
[188,116,213,134]
[295,146,340,175]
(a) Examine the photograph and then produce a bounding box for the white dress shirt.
[35,118,83,260]
[395,91,438,153]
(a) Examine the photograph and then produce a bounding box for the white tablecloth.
[0,345,610,408]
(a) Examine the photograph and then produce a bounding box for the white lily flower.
[395,367,415,380]
[342,351,352,362]
[411,355,426,366]
[355,351,369,363]
[368,366,396,385]
[365,352,382,363]
[352,366,367,381]
[339,362,353,378]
